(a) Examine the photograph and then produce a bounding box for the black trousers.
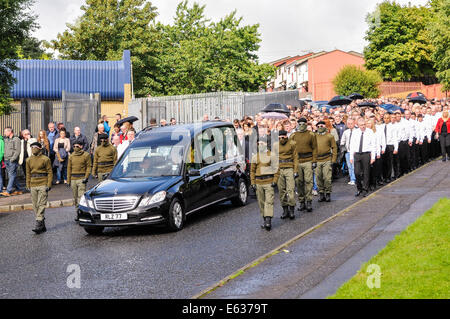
[420,141,429,164]
[399,141,410,175]
[354,152,371,192]
[382,145,394,180]
[409,140,416,169]
[431,133,440,158]
[440,134,450,158]
[370,157,382,186]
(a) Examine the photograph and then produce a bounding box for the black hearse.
[78,121,249,234]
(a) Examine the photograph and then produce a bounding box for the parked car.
[78,121,249,234]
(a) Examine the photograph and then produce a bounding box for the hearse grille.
[94,196,140,213]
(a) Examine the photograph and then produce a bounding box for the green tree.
[364,1,436,82]
[428,0,450,91]
[17,36,52,59]
[0,0,37,114]
[50,0,160,97]
[333,65,382,98]
[153,1,275,96]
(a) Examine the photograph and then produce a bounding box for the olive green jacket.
[67,150,91,184]
[26,154,53,188]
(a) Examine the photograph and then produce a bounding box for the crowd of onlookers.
[227,97,450,194]
[0,113,131,197]
[1,96,448,198]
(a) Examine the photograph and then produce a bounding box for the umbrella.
[298,100,307,107]
[380,104,404,114]
[262,103,291,114]
[408,96,427,104]
[328,95,352,106]
[116,116,139,127]
[349,93,364,100]
[298,99,312,107]
[358,102,377,108]
[407,92,426,99]
[260,112,288,120]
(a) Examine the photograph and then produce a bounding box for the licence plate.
[100,213,128,221]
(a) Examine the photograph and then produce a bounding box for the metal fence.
[0,91,100,142]
[130,90,302,128]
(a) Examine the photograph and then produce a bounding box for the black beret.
[99,134,109,140]
[298,118,307,123]
[73,139,84,146]
[30,142,42,148]
[278,130,288,136]
[317,121,326,126]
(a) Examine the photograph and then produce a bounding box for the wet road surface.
[0,177,361,298]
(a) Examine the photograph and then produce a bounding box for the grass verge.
[329,198,450,299]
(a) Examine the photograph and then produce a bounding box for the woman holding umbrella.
[435,110,450,161]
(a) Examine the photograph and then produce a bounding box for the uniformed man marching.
[289,118,317,212]
[276,130,298,220]
[68,140,91,221]
[250,140,280,231]
[93,134,117,181]
[315,121,338,202]
[26,142,53,234]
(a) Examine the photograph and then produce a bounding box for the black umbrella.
[116,116,139,126]
[408,96,427,104]
[358,102,377,108]
[407,92,426,99]
[349,93,364,100]
[328,95,352,106]
[262,103,291,115]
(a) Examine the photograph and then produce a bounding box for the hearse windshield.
[110,138,188,179]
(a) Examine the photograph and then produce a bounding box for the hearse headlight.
[139,191,167,207]
[79,195,94,209]
[79,195,87,207]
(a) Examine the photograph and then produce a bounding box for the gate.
[146,100,167,126]
[0,92,100,142]
[61,91,100,143]
[130,90,303,128]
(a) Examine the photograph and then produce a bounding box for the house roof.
[272,50,364,69]
[283,53,314,68]
[11,50,131,100]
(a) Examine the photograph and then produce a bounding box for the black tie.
[359,131,364,153]
[384,125,387,140]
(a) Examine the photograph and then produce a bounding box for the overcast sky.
[31,0,428,63]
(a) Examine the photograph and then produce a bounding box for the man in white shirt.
[381,113,399,183]
[350,118,376,197]
[405,110,418,169]
[340,118,356,185]
[416,114,429,165]
[117,130,135,158]
[395,111,412,176]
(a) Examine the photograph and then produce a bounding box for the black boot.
[318,193,326,202]
[32,220,46,234]
[306,201,313,212]
[264,217,272,231]
[325,193,331,202]
[289,206,295,220]
[281,206,289,219]
[298,202,306,211]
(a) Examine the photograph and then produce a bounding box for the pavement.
[0,178,99,212]
[200,159,449,299]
